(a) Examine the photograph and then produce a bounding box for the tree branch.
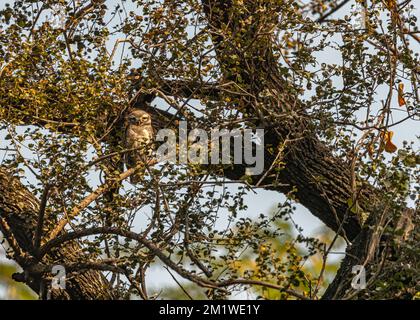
[0,167,115,299]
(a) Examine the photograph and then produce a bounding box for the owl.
[124,109,155,184]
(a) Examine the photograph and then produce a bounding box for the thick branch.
[201,0,368,240]
[0,166,115,299]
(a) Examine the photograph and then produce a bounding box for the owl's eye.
[141,115,149,122]
[128,116,138,124]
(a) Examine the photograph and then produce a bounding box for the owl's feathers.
[124,109,155,184]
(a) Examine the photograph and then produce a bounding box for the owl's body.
[124,109,155,183]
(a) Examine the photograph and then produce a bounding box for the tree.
[0,0,418,300]
[0,256,37,299]
[160,209,344,300]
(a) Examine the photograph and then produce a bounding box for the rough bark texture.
[0,167,115,299]
[0,0,416,300]
[200,0,414,299]
[323,207,418,299]
[201,0,371,240]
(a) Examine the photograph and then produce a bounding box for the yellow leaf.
[367,143,375,158]
[259,244,268,253]
[385,140,397,153]
[384,0,397,10]
[380,131,398,153]
[398,83,406,106]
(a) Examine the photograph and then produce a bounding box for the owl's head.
[126,110,151,126]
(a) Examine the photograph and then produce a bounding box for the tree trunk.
[200,0,417,299]
[0,167,115,299]
[0,0,416,300]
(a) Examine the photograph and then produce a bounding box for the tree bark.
[200,0,415,299]
[0,0,416,300]
[200,0,369,240]
[0,167,115,299]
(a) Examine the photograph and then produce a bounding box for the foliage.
[0,0,418,300]
[160,207,343,300]
[0,259,36,299]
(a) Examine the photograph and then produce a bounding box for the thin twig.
[33,184,51,251]
[317,0,351,23]
[165,267,194,300]
[46,159,156,241]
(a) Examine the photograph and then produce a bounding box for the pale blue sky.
[0,0,418,299]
